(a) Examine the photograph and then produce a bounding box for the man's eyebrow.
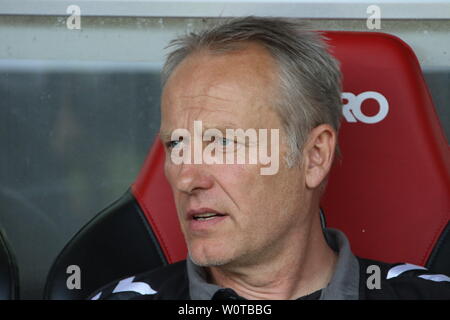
[159,122,241,140]
[159,131,173,141]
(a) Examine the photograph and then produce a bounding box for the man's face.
[160,43,310,268]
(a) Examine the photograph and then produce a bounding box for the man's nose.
[174,163,214,195]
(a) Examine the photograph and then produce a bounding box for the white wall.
[0,16,449,69]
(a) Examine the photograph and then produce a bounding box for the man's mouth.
[192,212,226,221]
[186,208,228,231]
[187,208,226,220]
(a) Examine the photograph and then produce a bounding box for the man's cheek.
[164,164,176,188]
[221,163,260,188]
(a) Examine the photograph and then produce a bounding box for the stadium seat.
[44,31,450,299]
[0,228,19,300]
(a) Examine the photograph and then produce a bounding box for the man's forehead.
[163,76,257,112]
[163,44,278,94]
[163,92,239,111]
[160,43,282,136]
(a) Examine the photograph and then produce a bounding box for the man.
[90,17,450,300]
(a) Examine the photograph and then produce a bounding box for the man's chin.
[188,242,235,267]
[190,255,228,267]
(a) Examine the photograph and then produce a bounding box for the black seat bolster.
[44,189,167,300]
[0,228,19,300]
[426,221,450,276]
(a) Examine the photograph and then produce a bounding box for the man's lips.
[186,208,227,221]
[185,208,228,232]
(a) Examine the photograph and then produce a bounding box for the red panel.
[132,141,187,263]
[321,32,450,265]
[133,31,450,266]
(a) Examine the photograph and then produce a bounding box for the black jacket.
[88,228,450,300]
[88,257,450,300]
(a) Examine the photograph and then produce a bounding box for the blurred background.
[0,1,449,299]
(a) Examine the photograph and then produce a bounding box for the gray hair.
[161,16,342,166]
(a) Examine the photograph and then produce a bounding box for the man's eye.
[219,138,232,146]
[166,140,180,149]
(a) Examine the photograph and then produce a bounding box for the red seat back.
[132,31,450,267]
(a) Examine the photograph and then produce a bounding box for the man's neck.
[207,219,338,300]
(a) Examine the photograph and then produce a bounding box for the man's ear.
[303,124,337,189]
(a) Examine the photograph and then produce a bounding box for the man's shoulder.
[87,260,189,300]
[357,257,450,300]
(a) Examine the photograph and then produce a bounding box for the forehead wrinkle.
[178,94,236,104]
[166,100,237,120]
[174,73,242,100]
